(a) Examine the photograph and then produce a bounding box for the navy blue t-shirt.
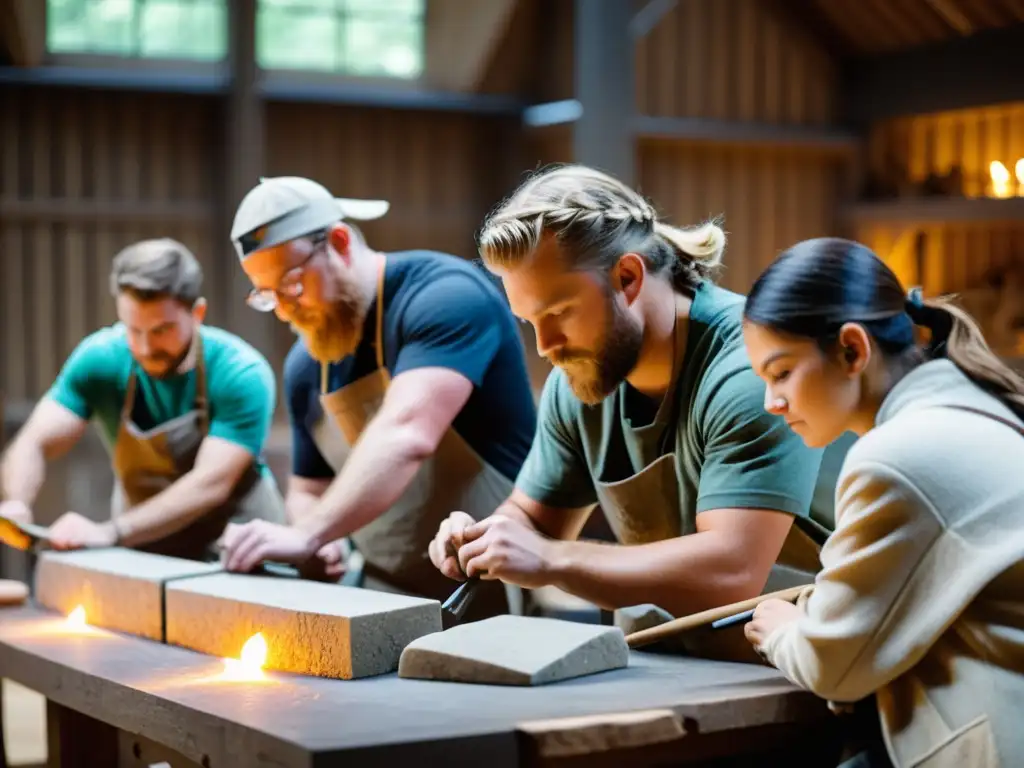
[284,250,538,482]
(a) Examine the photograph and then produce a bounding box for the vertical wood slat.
[636,0,837,125]
[858,104,1024,296]
[0,87,217,402]
[638,143,839,295]
[855,104,1024,354]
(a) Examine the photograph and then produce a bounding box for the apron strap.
[192,332,209,435]
[374,255,388,384]
[121,368,139,423]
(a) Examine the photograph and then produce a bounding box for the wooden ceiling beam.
[424,0,520,92]
[844,22,1024,122]
[761,0,856,60]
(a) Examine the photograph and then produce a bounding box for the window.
[256,0,426,80]
[46,0,228,61]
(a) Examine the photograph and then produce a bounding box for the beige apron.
[604,296,822,663]
[310,257,517,620]
[111,333,286,562]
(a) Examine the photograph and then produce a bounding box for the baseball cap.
[230,176,390,260]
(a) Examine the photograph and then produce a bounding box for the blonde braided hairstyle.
[478,164,725,293]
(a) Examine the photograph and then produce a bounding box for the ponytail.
[653,219,726,280]
[907,288,1024,419]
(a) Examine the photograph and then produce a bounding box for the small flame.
[1016,158,1024,188]
[66,605,87,628]
[220,632,267,681]
[990,161,1012,198]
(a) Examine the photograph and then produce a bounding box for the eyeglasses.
[245,240,324,313]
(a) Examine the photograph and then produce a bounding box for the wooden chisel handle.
[624,584,810,649]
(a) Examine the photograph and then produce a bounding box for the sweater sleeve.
[761,459,949,702]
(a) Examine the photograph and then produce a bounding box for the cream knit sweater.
[763,359,1024,768]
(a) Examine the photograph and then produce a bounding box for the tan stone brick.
[165,573,442,679]
[33,549,221,641]
[399,615,630,685]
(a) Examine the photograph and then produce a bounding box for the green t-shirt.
[47,324,276,478]
[515,281,839,541]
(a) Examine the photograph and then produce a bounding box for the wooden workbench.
[0,604,838,767]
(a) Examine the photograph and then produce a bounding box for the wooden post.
[573,0,636,185]
[223,0,273,359]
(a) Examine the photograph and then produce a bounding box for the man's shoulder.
[67,324,132,371]
[283,338,318,389]
[691,281,746,332]
[539,368,598,429]
[389,250,510,317]
[201,326,274,394]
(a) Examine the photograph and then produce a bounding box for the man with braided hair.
[429,164,847,659]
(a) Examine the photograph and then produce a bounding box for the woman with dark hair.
[740,236,1024,768]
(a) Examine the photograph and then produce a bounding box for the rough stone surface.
[613,604,674,636]
[34,548,222,641]
[165,573,442,679]
[398,615,630,686]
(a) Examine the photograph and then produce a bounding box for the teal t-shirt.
[514,281,840,541]
[47,324,277,477]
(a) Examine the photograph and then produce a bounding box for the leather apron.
[110,333,287,562]
[309,257,517,620]
[604,295,823,663]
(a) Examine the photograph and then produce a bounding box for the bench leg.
[45,701,118,768]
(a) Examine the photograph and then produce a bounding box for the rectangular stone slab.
[34,548,222,642]
[398,615,630,686]
[165,573,442,679]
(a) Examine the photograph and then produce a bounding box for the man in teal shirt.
[429,165,844,636]
[0,238,286,560]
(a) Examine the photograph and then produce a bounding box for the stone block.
[398,615,630,686]
[33,548,222,641]
[164,573,442,679]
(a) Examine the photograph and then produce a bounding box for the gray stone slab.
[398,615,630,686]
[164,573,442,680]
[33,548,222,642]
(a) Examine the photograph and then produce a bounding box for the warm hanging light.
[989,161,1012,198]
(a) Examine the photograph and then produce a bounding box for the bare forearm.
[286,489,322,525]
[296,419,431,547]
[546,534,761,616]
[117,471,231,547]
[1,439,47,507]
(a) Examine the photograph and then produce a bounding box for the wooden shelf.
[841,196,1024,225]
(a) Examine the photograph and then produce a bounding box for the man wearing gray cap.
[220,176,538,617]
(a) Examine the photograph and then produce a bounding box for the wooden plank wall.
[264,102,520,366]
[635,0,843,294]
[856,103,1024,295]
[0,87,518,402]
[516,0,845,295]
[0,86,220,403]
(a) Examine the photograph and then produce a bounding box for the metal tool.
[441,578,480,626]
[710,608,754,630]
[0,515,51,552]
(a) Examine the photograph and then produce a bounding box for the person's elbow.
[388,417,445,463]
[700,532,775,605]
[765,628,881,704]
[192,436,260,504]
